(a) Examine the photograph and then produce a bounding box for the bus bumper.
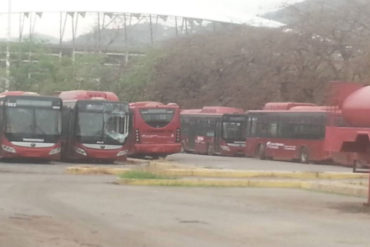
[0,141,61,160]
[71,144,128,161]
[133,143,182,155]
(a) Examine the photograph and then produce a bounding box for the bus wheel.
[207,145,214,156]
[299,147,310,164]
[256,144,266,160]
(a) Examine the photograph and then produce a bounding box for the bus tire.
[207,145,214,156]
[299,147,310,164]
[256,144,266,160]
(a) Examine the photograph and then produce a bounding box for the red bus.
[181,106,246,156]
[245,103,334,163]
[128,101,181,158]
[59,90,130,162]
[0,91,62,160]
[245,99,370,167]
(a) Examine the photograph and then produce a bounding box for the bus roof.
[181,106,244,116]
[129,101,179,108]
[0,91,39,97]
[247,108,341,114]
[58,90,119,102]
[249,103,341,114]
[290,105,340,112]
[263,102,317,110]
[181,109,202,114]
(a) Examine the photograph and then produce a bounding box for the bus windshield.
[77,103,128,145]
[139,108,175,128]
[6,107,61,140]
[222,121,246,141]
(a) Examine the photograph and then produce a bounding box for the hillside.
[72,22,233,51]
[264,0,368,25]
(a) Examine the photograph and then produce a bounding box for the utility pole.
[5,0,12,90]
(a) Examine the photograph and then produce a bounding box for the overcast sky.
[0,0,304,39]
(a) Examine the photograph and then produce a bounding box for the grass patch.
[119,170,174,180]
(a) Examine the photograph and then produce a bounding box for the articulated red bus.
[128,101,181,158]
[59,90,130,162]
[0,91,62,160]
[181,106,246,156]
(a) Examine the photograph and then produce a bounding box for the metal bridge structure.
[0,11,239,61]
[0,11,240,89]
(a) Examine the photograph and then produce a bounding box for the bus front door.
[213,120,222,154]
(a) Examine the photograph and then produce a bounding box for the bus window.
[140,108,175,128]
[269,122,278,137]
[247,116,257,137]
[197,118,215,137]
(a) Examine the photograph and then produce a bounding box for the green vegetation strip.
[119,170,174,180]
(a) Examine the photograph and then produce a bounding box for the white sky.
[0,0,304,39]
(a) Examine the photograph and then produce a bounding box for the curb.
[66,165,368,180]
[117,178,302,188]
[125,158,149,165]
[66,166,131,175]
[144,168,368,180]
[149,160,368,180]
[117,178,368,197]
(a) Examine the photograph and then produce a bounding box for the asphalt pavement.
[0,156,369,247]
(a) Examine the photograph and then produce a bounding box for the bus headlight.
[49,147,61,155]
[117,150,128,157]
[2,145,16,153]
[74,147,87,156]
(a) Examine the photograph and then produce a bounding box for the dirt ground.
[0,158,370,247]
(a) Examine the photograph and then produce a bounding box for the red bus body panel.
[245,137,330,161]
[324,126,370,166]
[67,143,128,161]
[0,137,61,160]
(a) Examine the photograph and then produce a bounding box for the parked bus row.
[180,83,370,168]
[0,91,181,162]
[2,82,370,168]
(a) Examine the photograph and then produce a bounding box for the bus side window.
[247,116,258,137]
[279,115,295,139]
[269,122,278,137]
[290,115,325,139]
[206,119,215,137]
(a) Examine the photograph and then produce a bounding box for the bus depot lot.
[1,157,370,247]
[167,153,353,172]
